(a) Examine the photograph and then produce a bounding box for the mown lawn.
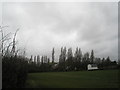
[25,70,119,88]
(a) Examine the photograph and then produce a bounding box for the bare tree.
[0,26,20,57]
[0,26,10,57]
[11,28,19,56]
[4,42,13,56]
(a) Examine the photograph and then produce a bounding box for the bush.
[2,56,28,88]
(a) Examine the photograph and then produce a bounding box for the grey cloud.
[2,2,118,61]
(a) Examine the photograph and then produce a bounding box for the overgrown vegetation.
[1,26,29,88]
[2,56,28,88]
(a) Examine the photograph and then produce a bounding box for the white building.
[87,64,98,71]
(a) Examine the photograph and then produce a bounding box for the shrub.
[2,56,28,88]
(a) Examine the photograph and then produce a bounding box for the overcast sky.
[2,2,118,62]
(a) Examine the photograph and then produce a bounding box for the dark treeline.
[2,47,119,88]
[27,47,119,72]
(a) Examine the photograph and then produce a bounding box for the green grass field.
[25,70,119,88]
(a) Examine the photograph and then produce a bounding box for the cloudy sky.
[2,2,118,62]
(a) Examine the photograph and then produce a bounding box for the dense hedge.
[2,56,28,88]
[28,63,52,73]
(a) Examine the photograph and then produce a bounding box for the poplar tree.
[66,48,73,70]
[90,50,94,63]
[41,56,43,64]
[59,47,66,71]
[52,48,55,63]
[37,55,40,65]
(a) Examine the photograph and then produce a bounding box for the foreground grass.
[26,70,119,88]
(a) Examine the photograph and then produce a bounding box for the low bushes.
[2,56,28,88]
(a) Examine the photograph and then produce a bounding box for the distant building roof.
[88,64,97,67]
